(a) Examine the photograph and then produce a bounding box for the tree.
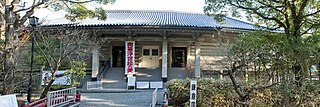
[204,0,320,38]
[65,61,87,86]
[224,31,282,106]
[204,1,320,106]
[0,0,115,95]
[35,28,108,98]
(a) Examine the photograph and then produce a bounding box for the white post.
[220,70,223,80]
[162,36,168,80]
[245,71,248,82]
[47,92,51,107]
[92,47,99,80]
[195,41,201,77]
[190,80,197,107]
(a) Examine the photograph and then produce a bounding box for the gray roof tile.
[42,10,264,30]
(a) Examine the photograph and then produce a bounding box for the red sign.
[125,41,135,74]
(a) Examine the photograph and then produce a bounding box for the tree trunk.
[2,6,17,95]
[71,74,74,86]
[240,96,249,107]
[40,78,55,99]
[318,63,320,82]
[293,65,302,86]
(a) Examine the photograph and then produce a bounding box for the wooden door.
[141,46,159,68]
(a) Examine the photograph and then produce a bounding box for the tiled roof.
[42,10,265,30]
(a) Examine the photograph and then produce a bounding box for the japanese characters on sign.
[125,41,135,74]
[0,94,18,107]
[190,79,197,107]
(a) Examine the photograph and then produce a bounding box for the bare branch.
[35,40,54,72]
[303,9,320,18]
[301,22,320,35]
[227,0,287,30]
[298,0,309,17]
[18,0,44,26]
[13,0,37,13]
[258,0,284,14]
[229,71,245,97]
[64,0,92,3]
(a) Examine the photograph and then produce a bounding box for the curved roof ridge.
[42,10,271,31]
[106,10,205,15]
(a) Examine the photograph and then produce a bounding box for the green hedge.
[167,78,320,107]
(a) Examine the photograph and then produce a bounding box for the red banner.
[125,41,135,74]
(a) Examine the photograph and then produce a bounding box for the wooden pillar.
[195,40,201,78]
[162,35,168,81]
[92,47,99,81]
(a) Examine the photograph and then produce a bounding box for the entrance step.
[102,68,126,89]
[102,82,127,89]
[135,68,162,81]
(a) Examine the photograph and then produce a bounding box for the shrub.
[167,78,320,106]
[167,78,238,107]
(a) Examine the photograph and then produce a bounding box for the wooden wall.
[86,31,239,74]
[198,31,238,74]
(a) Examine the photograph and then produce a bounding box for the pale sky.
[104,0,205,13]
[33,0,206,20]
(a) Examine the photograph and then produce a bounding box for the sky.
[104,0,205,13]
[33,0,206,20]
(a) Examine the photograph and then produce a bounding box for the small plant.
[65,61,87,86]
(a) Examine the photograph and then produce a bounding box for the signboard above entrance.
[125,41,135,74]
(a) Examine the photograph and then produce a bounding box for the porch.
[89,30,205,82]
[101,67,192,89]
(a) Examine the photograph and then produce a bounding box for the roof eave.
[41,24,217,31]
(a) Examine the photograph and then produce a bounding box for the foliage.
[0,0,115,95]
[47,0,115,21]
[167,79,189,106]
[222,30,320,106]
[65,61,87,86]
[35,28,108,98]
[204,0,320,37]
[167,78,237,107]
[204,1,320,106]
[167,78,320,106]
[65,61,86,78]
[227,31,284,106]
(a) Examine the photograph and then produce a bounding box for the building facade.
[44,10,263,82]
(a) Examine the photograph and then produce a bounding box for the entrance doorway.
[172,47,187,67]
[141,46,160,68]
[112,46,125,67]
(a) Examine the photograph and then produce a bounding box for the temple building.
[43,10,265,88]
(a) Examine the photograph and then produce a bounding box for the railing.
[47,87,78,107]
[150,88,158,107]
[21,87,80,107]
[97,60,110,81]
[23,98,47,107]
[86,81,103,90]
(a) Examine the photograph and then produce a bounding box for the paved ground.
[83,67,187,107]
[80,90,164,107]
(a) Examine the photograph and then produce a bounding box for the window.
[143,49,150,56]
[152,49,158,56]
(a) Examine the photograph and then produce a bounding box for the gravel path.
[80,90,164,107]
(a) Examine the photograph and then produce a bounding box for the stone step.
[102,82,127,89]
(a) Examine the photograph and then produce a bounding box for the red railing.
[21,91,81,107]
[21,98,47,107]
